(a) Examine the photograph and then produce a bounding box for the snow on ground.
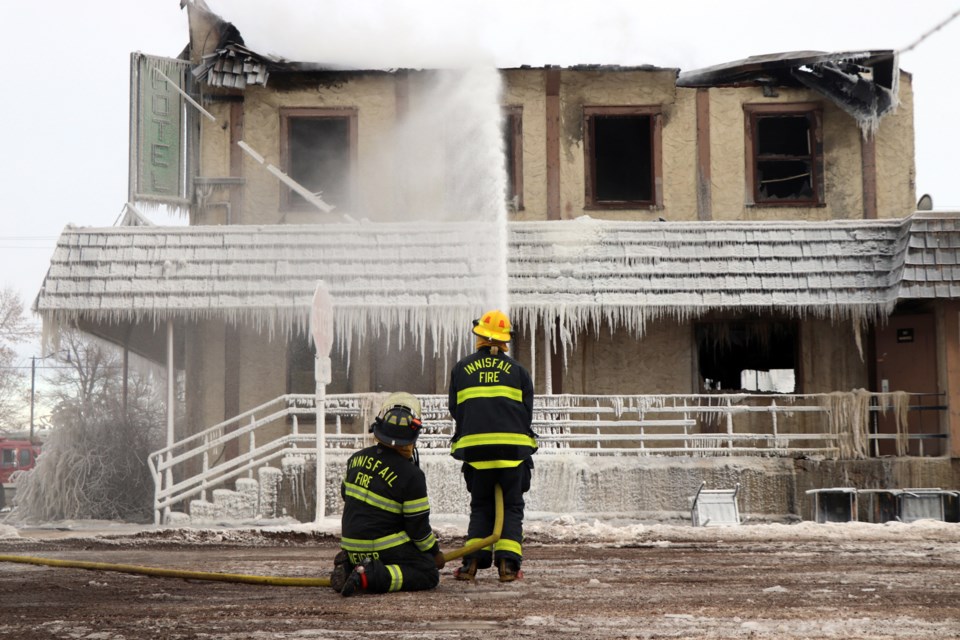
[3,511,958,546]
[2,512,959,639]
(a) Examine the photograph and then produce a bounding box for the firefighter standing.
[331,392,446,596]
[449,309,537,582]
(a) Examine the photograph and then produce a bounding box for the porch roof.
[33,213,960,354]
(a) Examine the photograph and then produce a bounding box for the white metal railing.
[149,391,946,523]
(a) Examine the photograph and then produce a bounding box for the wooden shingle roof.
[34,213,960,351]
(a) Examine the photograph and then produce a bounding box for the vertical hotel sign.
[129,53,190,205]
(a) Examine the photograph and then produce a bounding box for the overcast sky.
[2,0,959,337]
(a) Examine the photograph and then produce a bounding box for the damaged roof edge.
[676,50,897,87]
[678,50,900,135]
[188,1,677,82]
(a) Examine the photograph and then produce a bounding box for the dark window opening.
[697,321,798,393]
[503,107,523,211]
[756,115,812,202]
[593,115,652,202]
[288,118,349,209]
[281,108,356,211]
[584,107,660,208]
[748,108,821,206]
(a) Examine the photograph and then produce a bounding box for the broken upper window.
[745,104,823,206]
[503,106,523,212]
[584,106,662,208]
[280,107,357,212]
[696,320,798,393]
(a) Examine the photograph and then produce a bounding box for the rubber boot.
[340,562,370,597]
[330,550,350,592]
[453,558,478,582]
[497,557,523,583]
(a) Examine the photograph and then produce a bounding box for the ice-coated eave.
[33,213,960,358]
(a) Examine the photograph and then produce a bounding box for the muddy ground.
[0,525,958,639]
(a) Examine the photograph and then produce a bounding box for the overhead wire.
[898,7,960,54]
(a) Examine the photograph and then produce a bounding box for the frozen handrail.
[150,391,943,524]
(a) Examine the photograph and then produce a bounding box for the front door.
[873,313,941,456]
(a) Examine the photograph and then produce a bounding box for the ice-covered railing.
[149,391,944,523]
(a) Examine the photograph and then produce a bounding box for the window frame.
[278,107,358,212]
[743,102,824,207]
[583,105,663,210]
[503,105,524,212]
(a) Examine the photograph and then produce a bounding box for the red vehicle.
[0,438,41,510]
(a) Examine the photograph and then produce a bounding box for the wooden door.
[873,313,942,456]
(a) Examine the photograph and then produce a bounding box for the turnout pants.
[462,460,532,568]
[344,543,439,593]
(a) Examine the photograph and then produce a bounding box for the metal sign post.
[310,281,334,524]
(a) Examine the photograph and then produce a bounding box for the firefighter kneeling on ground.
[330,392,446,597]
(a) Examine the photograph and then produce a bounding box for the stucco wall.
[236,75,398,225]
[557,69,685,221]
[183,320,226,451]
[801,318,871,393]
[705,75,913,221]
[184,320,289,448]
[502,69,548,222]
[563,320,693,395]
[194,65,915,226]
[875,71,916,217]
[496,69,914,224]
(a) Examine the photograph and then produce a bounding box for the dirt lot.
[0,524,959,639]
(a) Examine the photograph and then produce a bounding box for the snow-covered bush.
[10,330,168,523]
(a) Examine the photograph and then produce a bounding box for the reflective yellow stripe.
[343,482,402,514]
[414,532,437,552]
[386,564,403,592]
[467,459,524,470]
[457,385,523,404]
[494,538,522,556]
[340,531,411,553]
[465,537,494,552]
[451,432,538,453]
[402,496,430,516]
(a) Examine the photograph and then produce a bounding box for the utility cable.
[899,7,960,54]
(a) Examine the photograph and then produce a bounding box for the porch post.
[166,319,175,450]
[543,324,552,395]
[529,319,537,389]
[311,282,334,523]
[165,319,175,524]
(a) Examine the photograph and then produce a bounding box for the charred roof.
[679,50,900,132]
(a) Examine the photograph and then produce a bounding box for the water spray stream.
[344,66,511,366]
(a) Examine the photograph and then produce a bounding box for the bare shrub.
[11,330,166,523]
[0,287,36,431]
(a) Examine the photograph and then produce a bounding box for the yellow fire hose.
[0,485,503,588]
[442,484,503,563]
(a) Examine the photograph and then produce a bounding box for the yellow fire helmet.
[472,309,512,342]
[371,392,423,446]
